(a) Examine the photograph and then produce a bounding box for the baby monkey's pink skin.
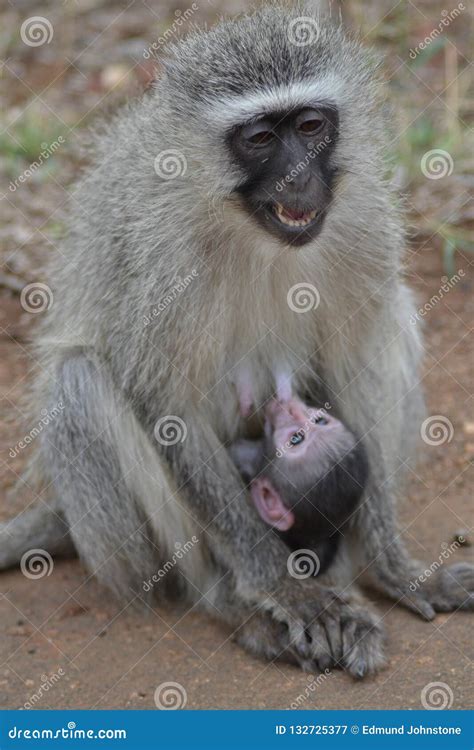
[234,367,254,418]
[234,366,293,417]
[253,396,336,530]
[264,397,337,464]
[233,366,338,532]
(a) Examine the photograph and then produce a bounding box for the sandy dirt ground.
[1,244,472,710]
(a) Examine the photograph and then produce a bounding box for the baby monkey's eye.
[290,431,305,446]
[313,415,329,425]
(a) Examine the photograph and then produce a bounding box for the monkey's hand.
[260,578,385,678]
[409,562,474,617]
[370,559,474,621]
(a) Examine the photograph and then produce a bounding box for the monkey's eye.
[241,121,275,148]
[313,415,329,425]
[296,110,325,136]
[290,431,305,446]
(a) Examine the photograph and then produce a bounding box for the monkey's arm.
[328,303,474,619]
[167,414,384,675]
[20,350,383,676]
[168,419,298,591]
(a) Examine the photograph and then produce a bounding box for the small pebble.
[452,529,472,547]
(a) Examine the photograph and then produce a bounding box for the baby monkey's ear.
[250,477,294,531]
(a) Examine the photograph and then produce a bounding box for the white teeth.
[274,204,317,227]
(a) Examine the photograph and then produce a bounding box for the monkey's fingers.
[372,572,437,621]
[340,607,386,679]
[304,620,334,672]
[424,562,474,613]
[398,590,436,621]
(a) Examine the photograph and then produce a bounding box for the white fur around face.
[206,76,345,128]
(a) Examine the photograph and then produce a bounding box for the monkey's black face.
[229,106,339,247]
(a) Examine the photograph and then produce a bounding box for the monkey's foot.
[339,606,386,678]
[372,561,474,621]
[249,581,386,677]
[421,562,474,613]
[234,610,322,673]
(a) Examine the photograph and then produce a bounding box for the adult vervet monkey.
[2,3,473,677]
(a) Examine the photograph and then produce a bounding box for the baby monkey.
[231,372,368,575]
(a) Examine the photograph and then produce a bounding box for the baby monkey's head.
[251,397,369,546]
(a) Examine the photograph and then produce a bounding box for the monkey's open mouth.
[273,203,318,228]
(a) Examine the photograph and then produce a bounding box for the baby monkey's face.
[264,396,343,464]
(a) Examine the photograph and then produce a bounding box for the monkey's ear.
[250,478,294,531]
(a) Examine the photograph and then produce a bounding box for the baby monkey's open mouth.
[273,203,318,228]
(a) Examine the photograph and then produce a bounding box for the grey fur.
[3,3,473,677]
[0,503,73,569]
